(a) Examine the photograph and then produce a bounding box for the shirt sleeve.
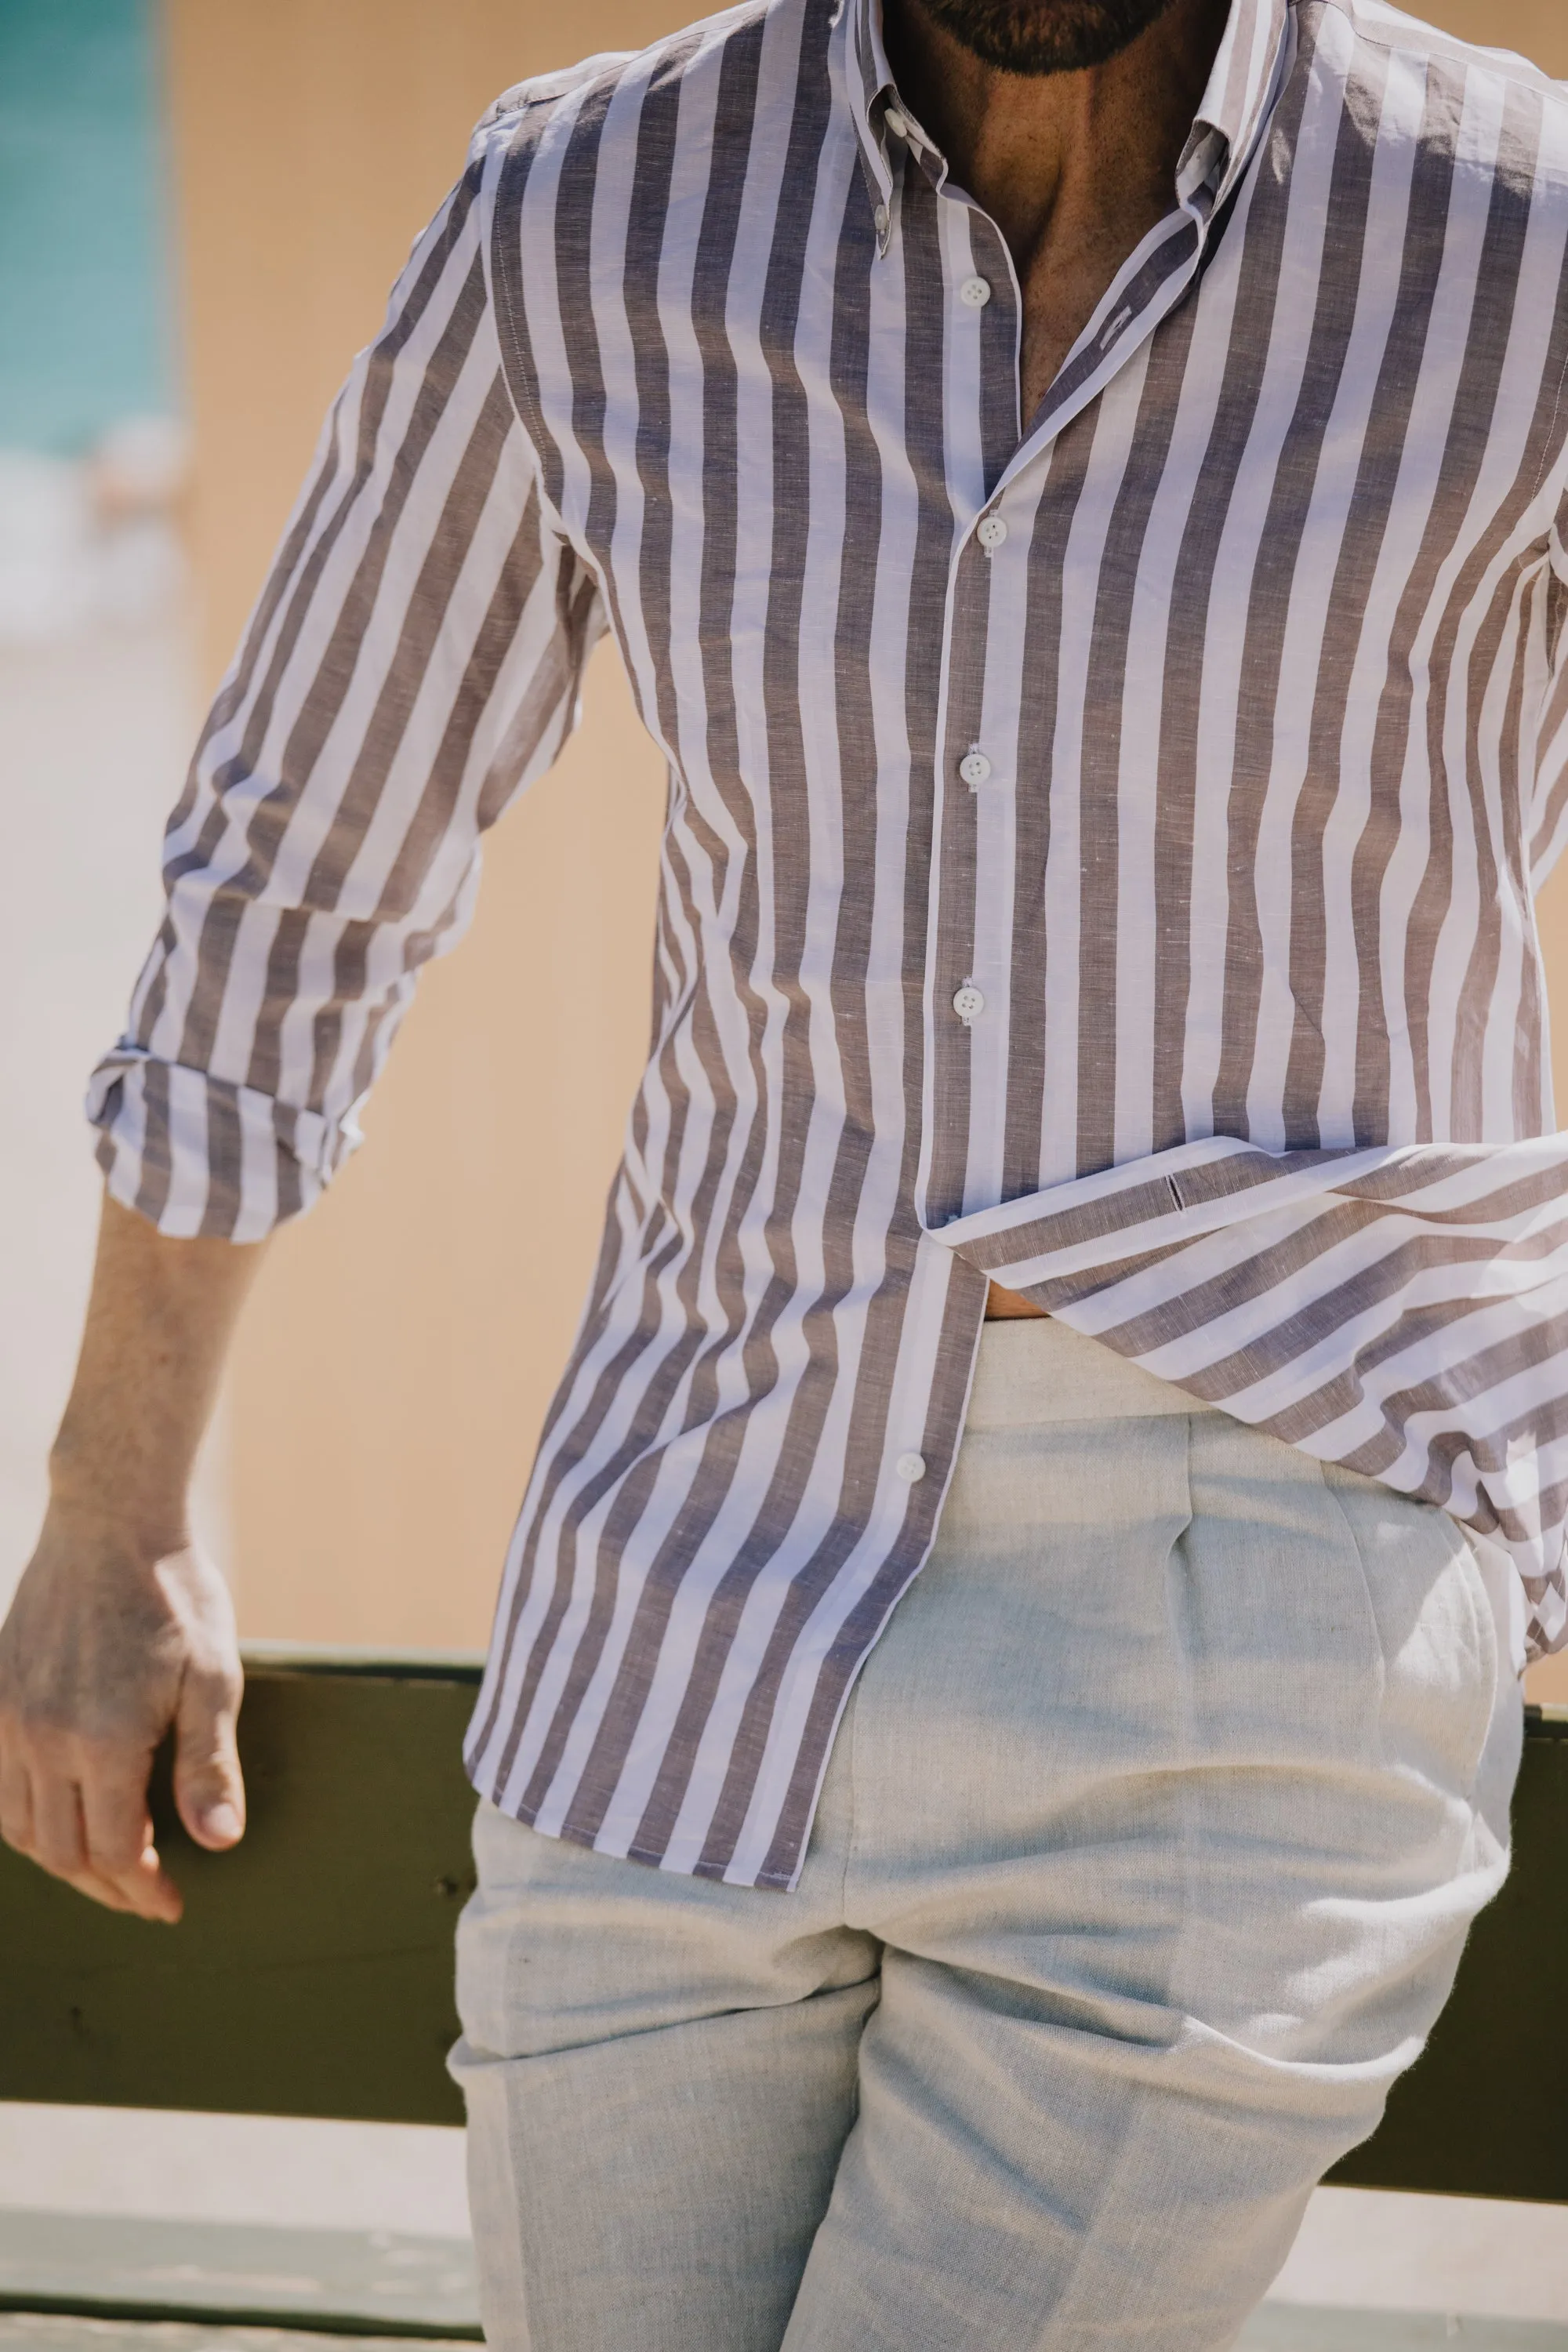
[86,122,604,1240]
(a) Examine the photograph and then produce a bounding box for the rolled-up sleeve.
[87,122,604,1240]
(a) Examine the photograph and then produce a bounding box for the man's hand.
[0,1192,266,1921]
[0,1516,244,1922]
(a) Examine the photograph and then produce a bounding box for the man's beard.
[912,0,1183,74]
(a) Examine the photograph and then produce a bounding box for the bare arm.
[0,1195,266,1921]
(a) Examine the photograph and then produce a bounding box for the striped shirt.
[90,0,1568,1889]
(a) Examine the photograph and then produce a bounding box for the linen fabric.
[448,1318,1523,2352]
[88,0,1568,1886]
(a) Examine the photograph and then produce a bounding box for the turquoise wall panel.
[0,0,175,453]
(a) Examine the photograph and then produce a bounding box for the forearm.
[0,1192,267,1919]
[49,1194,266,1547]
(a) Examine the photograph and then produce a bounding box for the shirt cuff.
[85,1048,358,1240]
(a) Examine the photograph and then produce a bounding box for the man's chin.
[907,0,1183,75]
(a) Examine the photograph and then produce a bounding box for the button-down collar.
[831,0,901,230]
[830,0,1293,249]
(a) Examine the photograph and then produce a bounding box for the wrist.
[45,1446,191,1562]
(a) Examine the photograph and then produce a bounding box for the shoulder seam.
[472,0,775,130]
[475,52,636,132]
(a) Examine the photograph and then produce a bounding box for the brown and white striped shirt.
[92,0,1568,1887]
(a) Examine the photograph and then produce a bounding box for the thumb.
[173,1664,246,1850]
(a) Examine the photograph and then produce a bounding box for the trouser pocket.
[1319,1458,1499,1809]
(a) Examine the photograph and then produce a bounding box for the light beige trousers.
[451,1318,1523,2352]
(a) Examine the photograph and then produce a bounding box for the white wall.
[0,609,229,1610]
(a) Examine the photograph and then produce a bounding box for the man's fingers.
[173,1668,245,1849]
[0,1528,245,1921]
[61,1858,139,1912]
[31,1768,88,1878]
[79,1751,183,1923]
[0,1741,158,1914]
[0,1740,34,1856]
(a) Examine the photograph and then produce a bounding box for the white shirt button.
[959,747,992,787]
[874,203,890,237]
[895,1451,927,1483]
[884,107,909,138]
[960,275,992,308]
[977,512,1007,550]
[952,982,985,1022]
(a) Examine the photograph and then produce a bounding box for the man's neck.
[880,0,1232,280]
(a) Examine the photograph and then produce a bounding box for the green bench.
[1,1650,1565,2339]
[0,1649,481,2133]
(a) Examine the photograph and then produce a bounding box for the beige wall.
[166,0,1568,1699]
[167,0,686,1650]
[1432,0,1566,69]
